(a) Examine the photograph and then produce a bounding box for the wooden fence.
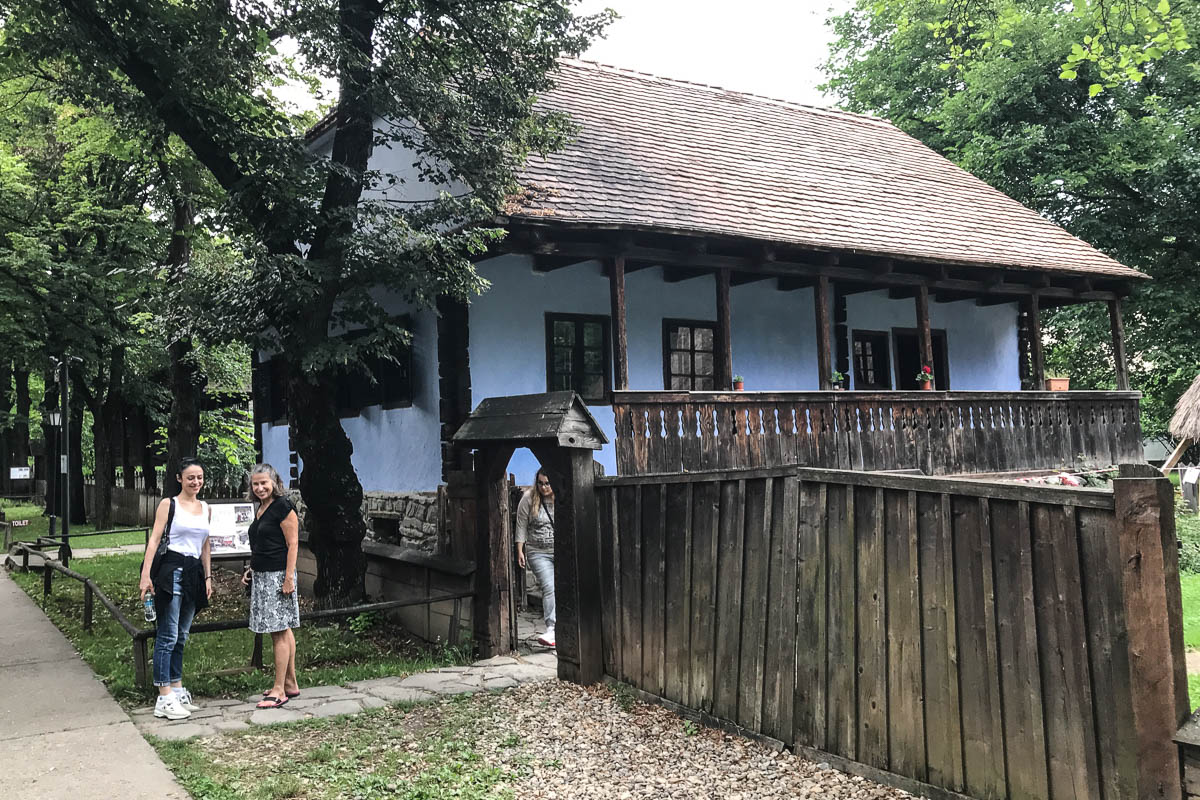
[610,390,1143,477]
[594,464,1187,800]
[83,482,243,527]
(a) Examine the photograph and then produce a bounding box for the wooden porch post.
[715,268,733,390]
[915,283,934,381]
[1108,298,1130,391]
[1027,294,1045,390]
[815,275,832,390]
[609,256,629,391]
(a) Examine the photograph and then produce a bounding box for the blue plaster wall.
[262,255,1021,491]
[843,290,1019,390]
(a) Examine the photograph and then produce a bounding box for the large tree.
[823,0,1200,440]
[1,0,610,605]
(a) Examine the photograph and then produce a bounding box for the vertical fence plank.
[642,483,667,697]
[920,492,964,791]
[689,480,719,715]
[886,489,926,782]
[737,478,772,732]
[762,477,799,742]
[664,481,691,706]
[1077,506,1138,800]
[856,486,888,769]
[598,486,619,678]
[826,483,857,759]
[989,500,1050,800]
[794,480,827,750]
[712,479,746,723]
[952,496,1007,799]
[1033,503,1102,800]
[618,484,642,686]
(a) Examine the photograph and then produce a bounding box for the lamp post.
[59,358,71,567]
[45,409,61,539]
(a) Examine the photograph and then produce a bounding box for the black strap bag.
[148,498,176,580]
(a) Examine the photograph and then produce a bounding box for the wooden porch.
[611,390,1142,476]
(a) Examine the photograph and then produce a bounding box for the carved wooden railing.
[610,391,1143,476]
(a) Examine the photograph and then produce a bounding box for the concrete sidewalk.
[0,569,188,800]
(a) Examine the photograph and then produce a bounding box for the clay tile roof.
[510,59,1144,280]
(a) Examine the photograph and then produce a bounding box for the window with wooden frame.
[546,313,611,403]
[334,326,415,418]
[852,330,892,390]
[662,319,717,390]
[892,328,950,390]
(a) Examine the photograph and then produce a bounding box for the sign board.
[1184,467,1200,486]
[11,519,29,527]
[60,456,68,475]
[207,501,254,556]
[8,467,31,480]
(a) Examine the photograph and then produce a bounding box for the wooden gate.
[594,464,1187,800]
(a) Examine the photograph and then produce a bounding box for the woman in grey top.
[516,468,555,647]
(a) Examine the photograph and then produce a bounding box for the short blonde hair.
[246,463,286,501]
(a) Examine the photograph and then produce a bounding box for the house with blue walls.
[255,59,1145,493]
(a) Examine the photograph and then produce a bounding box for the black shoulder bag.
[148,498,176,580]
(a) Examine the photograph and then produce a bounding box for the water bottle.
[143,593,156,623]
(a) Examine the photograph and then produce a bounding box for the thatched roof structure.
[1169,374,1200,441]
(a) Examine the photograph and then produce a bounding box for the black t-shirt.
[248,496,295,572]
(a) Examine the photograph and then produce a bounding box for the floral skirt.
[249,570,301,634]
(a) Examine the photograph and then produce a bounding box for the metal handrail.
[11,542,474,688]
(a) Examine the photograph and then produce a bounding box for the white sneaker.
[537,626,556,648]
[154,694,191,720]
[175,688,201,712]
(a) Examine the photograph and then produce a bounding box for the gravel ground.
[471,682,913,800]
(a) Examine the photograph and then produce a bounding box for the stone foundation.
[289,489,442,554]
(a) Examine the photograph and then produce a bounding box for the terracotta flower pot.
[921,380,933,391]
[733,380,744,391]
[1045,377,1070,391]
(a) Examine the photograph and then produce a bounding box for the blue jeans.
[527,551,556,628]
[153,567,197,687]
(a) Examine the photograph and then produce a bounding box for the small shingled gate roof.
[453,391,608,450]
[506,59,1144,281]
[1170,374,1200,441]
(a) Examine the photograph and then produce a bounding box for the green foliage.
[825,0,1200,438]
[878,0,1190,89]
[682,719,700,736]
[1178,502,1200,574]
[348,610,380,637]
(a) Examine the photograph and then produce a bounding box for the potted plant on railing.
[916,365,934,390]
[732,374,744,391]
[1045,372,1070,391]
[830,370,846,390]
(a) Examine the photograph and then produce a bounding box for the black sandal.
[256,695,289,709]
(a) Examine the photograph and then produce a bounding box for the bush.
[1178,499,1200,574]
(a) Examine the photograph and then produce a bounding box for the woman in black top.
[241,463,301,708]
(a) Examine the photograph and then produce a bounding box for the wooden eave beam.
[730,272,775,286]
[776,276,814,291]
[532,254,590,273]
[498,238,1125,303]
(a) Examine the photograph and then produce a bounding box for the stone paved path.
[132,651,558,741]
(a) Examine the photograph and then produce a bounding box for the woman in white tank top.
[137,457,212,721]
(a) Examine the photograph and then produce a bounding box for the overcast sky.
[575,0,855,107]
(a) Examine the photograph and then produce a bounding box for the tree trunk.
[140,407,158,494]
[41,372,59,518]
[69,402,86,525]
[14,368,30,467]
[163,196,203,498]
[121,399,136,490]
[287,358,367,609]
[91,411,114,530]
[0,359,12,496]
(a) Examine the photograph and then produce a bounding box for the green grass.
[11,552,468,706]
[1,502,145,548]
[152,697,520,800]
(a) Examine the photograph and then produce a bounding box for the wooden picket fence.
[593,464,1187,800]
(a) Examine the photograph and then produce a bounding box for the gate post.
[1115,464,1187,800]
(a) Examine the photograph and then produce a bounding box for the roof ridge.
[557,57,889,127]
